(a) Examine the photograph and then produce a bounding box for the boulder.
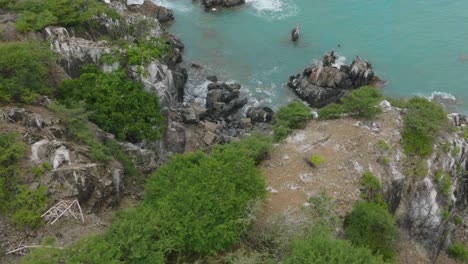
[127,0,144,6]
[206,82,247,119]
[165,121,186,154]
[247,106,274,123]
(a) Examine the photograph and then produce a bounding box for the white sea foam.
[428,91,457,101]
[246,0,299,20]
[151,0,191,12]
[332,55,347,69]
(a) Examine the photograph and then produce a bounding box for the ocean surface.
[153,0,468,112]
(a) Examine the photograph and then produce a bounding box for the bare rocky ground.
[260,108,462,264]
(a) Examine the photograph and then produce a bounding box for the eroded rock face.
[382,111,468,259]
[1,107,124,212]
[288,51,376,108]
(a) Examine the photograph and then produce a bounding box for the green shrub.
[144,147,266,255]
[344,202,398,261]
[433,169,443,183]
[273,102,311,141]
[361,171,381,192]
[273,124,290,142]
[31,166,44,177]
[454,215,463,226]
[58,65,165,143]
[318,86,383,120]
[48,102,111,163]
[283,235,385,264]
[0,133,48,229]
[126,38,170,66]
[375,140,390,151]
[379,156,390,165]
[12,0,118,32]
[341,86,383,119]
[0,0,15,8]
[42,162,52,171]
[275,102,311,129]
[385,96,409,109]
[451,146,460,156]
[463,127,468,140]
[0,41,54,103]
[402,97,448,157]
[318,102,344,120]
[104,139,140,178]
[448,242,468,262]
[9,185,48,229]
[440,175,452,197]
[309,154,325,167]
[212,134,272,164]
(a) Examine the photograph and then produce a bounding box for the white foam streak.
[246,0,299,20]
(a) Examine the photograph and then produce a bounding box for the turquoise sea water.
[154,0,468,112]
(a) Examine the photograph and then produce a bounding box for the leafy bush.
[12,0,118,32]
[48,102,111,163]
[440,175,452,197]
[0,0,15,8]
[318,102,343,120]
[402,97,448,157]
[275,102,311,129]
[319,86,383,120]
[144,148,266,255]
[283,235,385,264]
[341,86,383,118]
[212,134,272,164]
[309,154,325,167]
[385,96,409,109]
[344,202,398,261]
[59,65,165,143]
[448,242,468,262]
[379,155,390,165]
[126,39,170,66]
[0,41,54,103]
[0,132,48,229]
[375,140,390,150]
[273,102,311,141]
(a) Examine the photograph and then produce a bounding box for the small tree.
[402,97,447,157]
[344,202,398,261]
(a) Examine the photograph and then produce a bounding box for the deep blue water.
[154,0,468,112]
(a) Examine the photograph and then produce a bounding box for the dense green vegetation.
[11,0,118,32]
[0,41,54,103]
[59,65,165,143]
[447,242,468,262]
[23,136,269,263]
[273,102,312,141]
[344,202,398,262]
[283,235,385,264]
[401,97,448,157]
[0,132,48,229]
[319,86,383,119]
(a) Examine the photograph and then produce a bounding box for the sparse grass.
[309,154,325,167]
[440,175,452,197]
[379,156,390,165]
[375,140,390,151]
[448,242,468,262]
[454,215,463,226]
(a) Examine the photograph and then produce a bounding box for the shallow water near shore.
[154,0,468,113]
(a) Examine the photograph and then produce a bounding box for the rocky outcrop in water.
[201,0,245,11]
[288,51,377,108]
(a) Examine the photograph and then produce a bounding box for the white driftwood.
[41,199,84,225]
[6,245,64,255]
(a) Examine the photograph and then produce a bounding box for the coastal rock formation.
[206,81,248,119]
[201,0,245,10]
[247,106,274,123]
[0,107,123,211]
[288,51,376,108]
